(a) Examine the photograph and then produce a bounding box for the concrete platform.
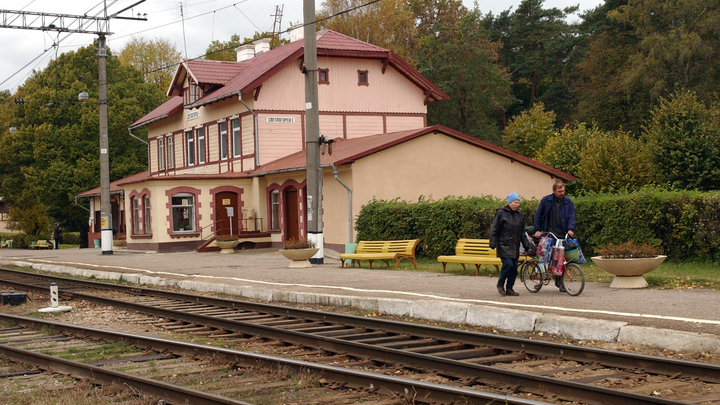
[1,247,718,353]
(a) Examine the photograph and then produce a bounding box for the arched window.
[143,195,152,234]
[270,190,280,230]
[131,197,139,234]
[172,193,195,233]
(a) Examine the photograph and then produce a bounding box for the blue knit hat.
[507,192,520,204]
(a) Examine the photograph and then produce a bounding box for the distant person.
[534,180,576,292]
[490,193,531,296]
[53,222,62,249]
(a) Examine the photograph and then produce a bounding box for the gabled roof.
[250,125,575,182]
[129,96,183,130]
[155,30,448,114]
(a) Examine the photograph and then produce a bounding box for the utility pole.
[303,0,323,264]
[0,3,147,255]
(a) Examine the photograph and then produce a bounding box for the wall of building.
[322,131,559,250]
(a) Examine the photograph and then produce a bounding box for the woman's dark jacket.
[489,205,530,259]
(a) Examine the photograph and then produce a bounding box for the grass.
[346,256,720,290]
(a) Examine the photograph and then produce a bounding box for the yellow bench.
[31,240,53,249]
[437,238,532,276]
[0,240,12,248]
[340,239,419,270]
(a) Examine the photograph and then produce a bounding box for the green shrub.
[61,232,81,245]
[355,189,720,261]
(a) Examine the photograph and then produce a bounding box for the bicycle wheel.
[562,263,585,296]
[521,261,543,293]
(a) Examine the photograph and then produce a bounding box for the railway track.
[1,267,719,404]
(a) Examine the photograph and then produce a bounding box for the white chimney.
[235,44,255,62]
[253,38,271,55]
[289,24,304,42]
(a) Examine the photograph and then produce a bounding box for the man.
[52,222,62,249]
[534,180,575,292]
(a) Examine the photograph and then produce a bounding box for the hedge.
[355,190,720,260]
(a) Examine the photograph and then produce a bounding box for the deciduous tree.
[502,102,556,158]
[118,37,181,93]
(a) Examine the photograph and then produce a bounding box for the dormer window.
[184,83,203,104]
[318,68,329,85]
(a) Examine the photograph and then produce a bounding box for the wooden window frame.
[318,68,329,85]
[358,70,369,86]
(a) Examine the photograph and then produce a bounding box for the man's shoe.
[497,286,507,296]
[559,286,567,293]
[507,289,520,296]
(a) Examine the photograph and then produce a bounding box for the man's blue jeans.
[498,257,518,290]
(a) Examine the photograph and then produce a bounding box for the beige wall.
[322,132,558,248]
[125,178,256,246]
[254,57,427,114]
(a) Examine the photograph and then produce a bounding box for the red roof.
[153,30,448,115]
[76,171,151,197]
[184,59,247,85]
[129,96,183,129]
[250,125,575,182]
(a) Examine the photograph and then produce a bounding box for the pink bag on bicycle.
[537,236,553,264]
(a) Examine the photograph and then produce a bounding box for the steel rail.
[64,290,692,405]
[2,267,718,383]
[0,338,253,405]
[0,313,551,405]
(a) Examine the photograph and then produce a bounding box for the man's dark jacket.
[533,194,576,236]
[489,205,530,258]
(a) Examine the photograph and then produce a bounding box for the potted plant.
[112,235,126,248]
[592,242,666,288]
[215,235,239,253]
[279,237,319,268]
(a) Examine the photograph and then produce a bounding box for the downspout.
[74,196,90,213]
[332,164,353,244]
[128,128,150,177]
[237,93,260,168]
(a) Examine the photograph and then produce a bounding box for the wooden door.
[215,192,238,235]
[284,188,299,241]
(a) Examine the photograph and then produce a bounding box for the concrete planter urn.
[280,248,319,268]
[592,255,667,288]
[216,239,239,254]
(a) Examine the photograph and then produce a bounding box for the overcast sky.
[0,0,604,94]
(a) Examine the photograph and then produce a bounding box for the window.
[231,118,241,158]
[219,122,228,160]
[171,194,195,233]
[158,136,165,170]
[197,127,205,164]
[358,70,369,86]
[184,83,203,104]
[132,197,139,234]
[186,130,194,166]
[318,68,329,85]
[143,196,152,234]
[167,135,175,169]
[270,190,280,230]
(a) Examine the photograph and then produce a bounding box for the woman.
[489,193,530,296]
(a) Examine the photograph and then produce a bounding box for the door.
[215,192,238,235]
[284,187,299,241]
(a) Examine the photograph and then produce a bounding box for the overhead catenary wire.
[2,0,387,97]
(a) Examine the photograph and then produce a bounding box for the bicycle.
[520,232,585,296]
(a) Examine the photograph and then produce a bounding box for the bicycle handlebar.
[541,232,570,240]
